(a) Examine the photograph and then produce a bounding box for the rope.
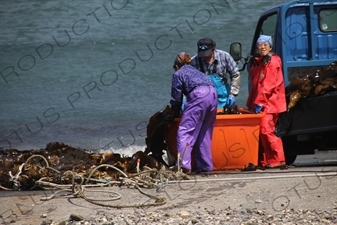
[0,184,13,191]
[84,164,128,185]
[0,153,195,208]
[23,154,49,170]
[34,164,185,208]
[77,183,167,209]
[8,163,25,189]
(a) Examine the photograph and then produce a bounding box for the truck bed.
[278,90,337,136]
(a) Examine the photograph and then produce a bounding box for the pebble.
[51,208,337,225]
[69,214,84,221]
[179,210,190,218]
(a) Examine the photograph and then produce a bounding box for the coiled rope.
[1,154,191,208]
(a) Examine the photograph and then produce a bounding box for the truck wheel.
[285,153,297,165]
[282,134,319,165]
[282,136,298,165]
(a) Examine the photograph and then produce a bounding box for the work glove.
[227,95,236,107]
[254,104,263,114]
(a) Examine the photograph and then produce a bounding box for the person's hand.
[227,95,236,107]
[254,104,263,114]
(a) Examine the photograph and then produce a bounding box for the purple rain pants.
[177,86,217,171]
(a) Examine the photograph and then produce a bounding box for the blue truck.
[231,0,337,164]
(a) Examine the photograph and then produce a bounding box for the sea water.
[0,0,288,155]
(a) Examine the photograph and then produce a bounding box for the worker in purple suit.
[170,52,218,173]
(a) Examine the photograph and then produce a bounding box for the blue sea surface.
[0,0,288,155]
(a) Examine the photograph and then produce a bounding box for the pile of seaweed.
[0,107,180,191]
[286,61,337,111]
[0,141,195,209]
[0,142,138,190]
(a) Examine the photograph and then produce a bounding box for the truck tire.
[282,135,298,165]
[285,153,297,165]
[282,134,320,165]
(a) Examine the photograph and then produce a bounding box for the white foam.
[94,145,146,157]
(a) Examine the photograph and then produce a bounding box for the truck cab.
[231,0,337,164]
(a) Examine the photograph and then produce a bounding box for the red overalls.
[246,54,287,167]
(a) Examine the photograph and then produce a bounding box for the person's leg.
[176,88,204,170]
[268,114,285,165]
[259,114,273,166]
[176,115,198,170]
[260,113,285,166]
[258,139,267,167]
[193,87,217,171]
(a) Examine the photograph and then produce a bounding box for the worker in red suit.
[246,35,287,169]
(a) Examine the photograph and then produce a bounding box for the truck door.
[250,13,278,56]
[248,9,280,89]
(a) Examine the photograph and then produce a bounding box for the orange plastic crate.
[165,109,264,170]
